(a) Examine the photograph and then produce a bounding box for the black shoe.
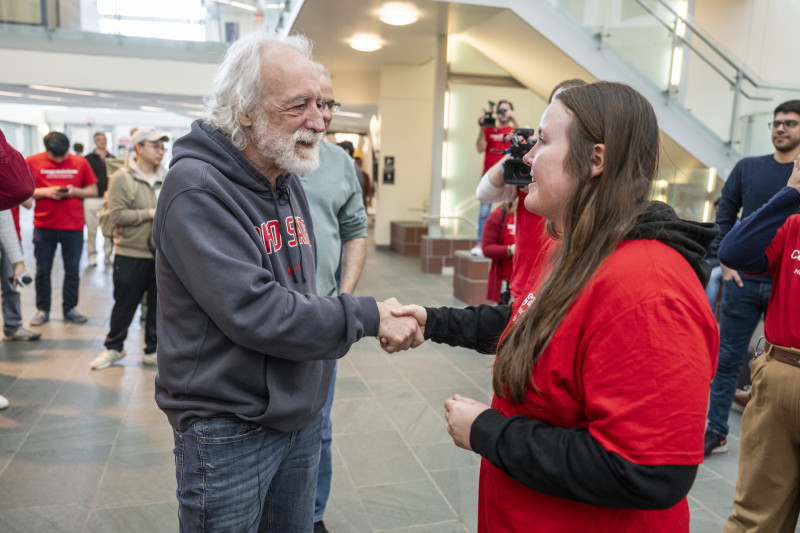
[703,430,728,456]
[314,520,330,533]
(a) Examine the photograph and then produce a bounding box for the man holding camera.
[476,80,586,300]
[26,132,97,326]
[474,100,518,254]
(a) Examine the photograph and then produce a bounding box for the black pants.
[105,255,157,354]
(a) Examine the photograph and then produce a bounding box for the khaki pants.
[83,197,112,264]
[723,347,800,533]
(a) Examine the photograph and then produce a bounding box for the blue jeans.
[705,265,723,309]
[706,279,772,437]
[173,414,323,532]
[477,202,492,242]
[314,363,337,522]
[0,241,22,336]
[32,227,83,314]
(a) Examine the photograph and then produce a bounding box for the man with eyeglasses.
[90,128,167,370]
[297,63,367,533]
[704,99,800,457]
[152,32,417,532]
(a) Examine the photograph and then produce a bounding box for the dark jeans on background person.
[33,227,83,314]
[105,255,156,353]
[706,278,772,437]
[173,413,323,532]
[0,242,22,336]
[315,363,337,522]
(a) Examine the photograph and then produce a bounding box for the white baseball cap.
[132,128,169,145]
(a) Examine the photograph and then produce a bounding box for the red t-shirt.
[480,206,516,302]
[11,206,21,242]
[481,239,719,533]
[26,152,97,230]
[764,214,800,348]
[482,126,514,173]
[508,189,557,299]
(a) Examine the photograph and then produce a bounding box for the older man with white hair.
[152,32,418,532]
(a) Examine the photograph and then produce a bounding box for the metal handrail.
[635,0,800,94]
[421,214,478,229]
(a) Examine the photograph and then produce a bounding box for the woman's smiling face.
[522,99,576,226]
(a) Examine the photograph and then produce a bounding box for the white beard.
[253,111,323,175]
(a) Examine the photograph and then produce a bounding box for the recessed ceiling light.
[378,2,419,26]
[349,34,383,52]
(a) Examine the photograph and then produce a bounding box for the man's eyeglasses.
[769,120,799,130]
[146,142,166,152]
[323,100,341,113]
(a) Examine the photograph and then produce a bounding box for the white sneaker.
[90,348,126,370]
[0,394,8,410]
[141,352,157,366]
[470,245,483,256]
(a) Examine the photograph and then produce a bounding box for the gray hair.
[313,62,331,79]
[204,32,313,150]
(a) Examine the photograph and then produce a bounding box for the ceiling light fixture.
[349,33,383,52]
[214,0,258,13]
[378,2,419,26]
[28,84,96,96]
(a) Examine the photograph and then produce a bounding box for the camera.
[502,128,537,186]
[480,101,496,128]
[9,273,32,288]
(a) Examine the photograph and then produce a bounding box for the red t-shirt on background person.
[508,188,558,303]
[26,152,97,231]
[763,214,800,348]
[482,126,514,173]
[480,205,516,302]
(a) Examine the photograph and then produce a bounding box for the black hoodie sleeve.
[424,304,512,354]
[470,410,697,510]
[719,187,800,274]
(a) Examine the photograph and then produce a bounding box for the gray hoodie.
[153,120,380,432]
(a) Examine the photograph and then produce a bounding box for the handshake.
[375,298,427,353]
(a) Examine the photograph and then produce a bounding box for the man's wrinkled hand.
[377,299,421,353]
[391,304,427,348]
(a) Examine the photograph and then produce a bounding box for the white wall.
[372,62,436,247]
[0,49,216,96]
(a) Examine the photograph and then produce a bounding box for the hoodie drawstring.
[272,178,306,284]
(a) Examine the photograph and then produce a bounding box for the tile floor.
[0,215,788,532]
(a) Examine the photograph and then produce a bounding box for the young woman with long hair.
[392,81,719,532]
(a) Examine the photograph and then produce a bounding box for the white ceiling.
[0,1,524,133]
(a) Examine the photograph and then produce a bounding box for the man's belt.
[765,342,800,369]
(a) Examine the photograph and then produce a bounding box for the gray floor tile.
[336,430,427,487]
[0,444,111,509]
[0,503,89,533]
[357,478,456,530]
[429,467,480,532]
[94,451,175,509]
[85,502,177,533]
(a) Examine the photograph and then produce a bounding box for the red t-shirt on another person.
[482,126,514,173]
[763,214,800,348]
[26,152,97,231]
[508,189,558,300]
[483,239,719,533]
[480,206,516,302]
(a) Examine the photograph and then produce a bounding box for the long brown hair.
[494,82,659,403]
